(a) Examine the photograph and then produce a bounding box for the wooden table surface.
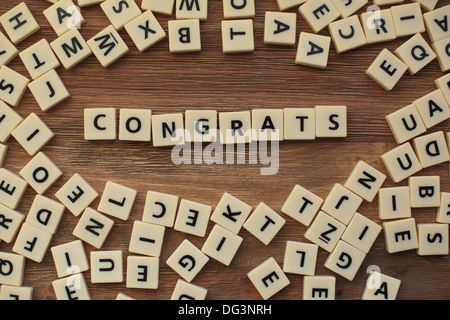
[0,0,449,300]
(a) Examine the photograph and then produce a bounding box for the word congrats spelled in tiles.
[83,107,348,144]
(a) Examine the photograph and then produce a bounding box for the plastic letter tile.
[124,11,166,53]
[90,250,123,283]
[284,108,316,140]
[221,19,254,53]
[366,48,408,91]
[324,240,366,281]
[381,142,422,183]
[0,285,33,300]
[26,195,65,235]
[128,220,165,257]
[78,0,106,7]
[411,0,438,12]
[52,273,91,300]
[50,239,89,278]
[413,131,450,168]
[378,186,411,220]
[50,28,92,70]
[176,0,208,20]
[12,223,52,263]
[0,144,6,167]
[152,113,185,147]
[174,199,212,237]
[304,211,346,252]
[328,15,367,54]
[43,0,85,36]
[276,0,307,11]
[394,33,436,75]
[170,279,207,300]
[168,19,202,53]
[0,65,29,107]
[142,190,179,227]
[0,101,22,143]
[72,207,114,249]
[303,276,335,300]
[116,292,135,300]
[299,0,340,33]
[101,0,141,31]
[166,239,209,282]
[362,272,401,300]
[185,110,218,143]
[373,0,403,5]
[435,73,450,104]
[210,192,252,234]
[0,252,25,286]
[0,168,28,210]
[19,152,63,195]
[413,89,450,129]
[345,160,386,202]
[295,32,331,69]
[264,12,296,46]
[315,105,347,138]
[223,0,255,19]
[383,217,419,253]
[11,113,55,156]
[391,3,425,38]
[448,132,450,154]
[432,37,450,72]
[87,25,129,68]
[282,241,318,276]
[126,255,159,289]
[141,0,175,15]
[0,203,24,243]
[385,104,426,144]
[28,69,70,112]
[218,111,252,144]
[19,39,60,80]
[84,108,117,140]
[119,109,152,141]
[417,223,449,256]
[360,9,397,45]
[423,5,450,43]
[97,181,137,221]
[201,223,243,266]
[247,257,290,300]
[55,173,99,217]
[0,2,40,44]
[281,184,323,226]
[243,202,286,245]
[408,175,440,208]
[436,192,450,224]
[251,109,284,141]
[341,212,382,253]
[331,0,367,18]
[0,31,19,66]
[321,183,363,225]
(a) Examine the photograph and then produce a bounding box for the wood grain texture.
[0,0,449,300]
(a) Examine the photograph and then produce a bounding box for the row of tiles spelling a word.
[83,106,347,146]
